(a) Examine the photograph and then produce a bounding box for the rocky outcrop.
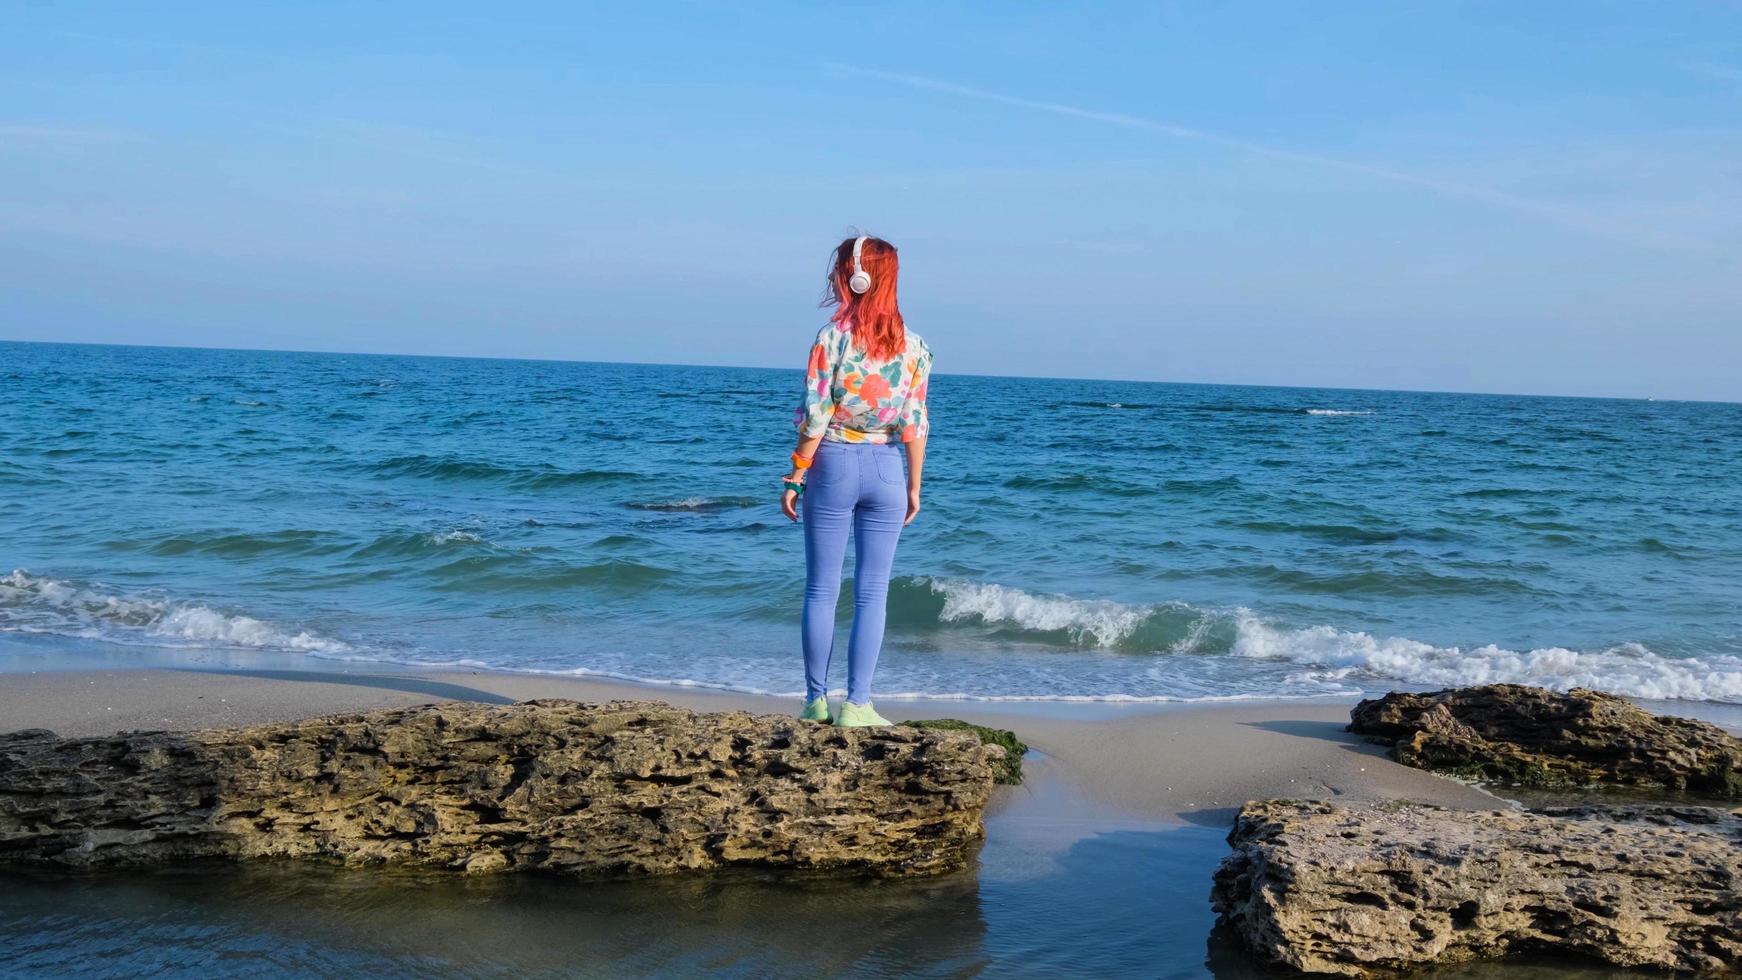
[0,699,1001,878]
[1349,684,1742,799]
[899,719,1028,785]
[1212,799,1742,976]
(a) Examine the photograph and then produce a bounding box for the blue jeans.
[802,439,907,705]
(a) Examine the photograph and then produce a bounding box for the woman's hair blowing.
[823,236,905,360]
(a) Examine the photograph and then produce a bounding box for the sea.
[4,339,1742,706]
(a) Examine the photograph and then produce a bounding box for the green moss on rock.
[900,719,1028,785]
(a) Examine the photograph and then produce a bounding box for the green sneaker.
[834,700,892,727]
[799,697,833,723]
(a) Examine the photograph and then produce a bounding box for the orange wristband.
[790,452,814,470]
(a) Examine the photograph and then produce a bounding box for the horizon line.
[2,337,1729,407]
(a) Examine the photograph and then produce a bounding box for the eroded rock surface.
[0,699,1000,878]
[1350,684,1742,799]
[1212,799,1742,976]
[899,719,1027,785]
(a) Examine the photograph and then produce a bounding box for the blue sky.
[3,2,1739,399]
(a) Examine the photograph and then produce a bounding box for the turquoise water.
[4,340,1742,703]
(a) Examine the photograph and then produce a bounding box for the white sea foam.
[294,649,1322,704]
[1231,614,1742,703]
[0,570,352,655]
[1305,408,1373,416]
[927,578,1151,648]
[627,497,756,512]
[426,529,486,545]
[9,567,1741,705]
[656,497,717,510]
[921,577,1742,703]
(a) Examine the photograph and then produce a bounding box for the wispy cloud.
[831,64,1694,251]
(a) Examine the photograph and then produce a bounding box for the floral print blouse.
[795,322,932,444]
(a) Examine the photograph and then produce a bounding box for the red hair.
[823,235,905,360]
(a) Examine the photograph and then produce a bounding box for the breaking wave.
[8,567,1740,704]
[0,570,352,655]
[626,497,760,513]
[892,577,1742,703]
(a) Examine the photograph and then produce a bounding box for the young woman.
[779,235,931,727]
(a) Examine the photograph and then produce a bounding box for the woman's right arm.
[781,431,823,522]
[783,333,836,522]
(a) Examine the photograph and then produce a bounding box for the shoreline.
[7,654,1735,977]
[0,658,1505,827]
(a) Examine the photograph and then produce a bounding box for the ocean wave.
[1637,537,1699,559]
[1063,401,1376,417]
[345,528,497,559]
[0,460,62,487]
[426,529,486,545]
[889,577,1226,652]
[127,529,344,558]
[1194,563,1549,598]
[1056,400,1163,410]
[894,577,1742,703]
[0,570,352,655]
[367,454,637,490]
[1229,520,1403,544]
[368,455,516,481]
[1001,474,1153,497]
[1190,403,1376,417]
[626,497,760,513]
[8,565,1740,704]
[425,555,675,593]
[916,577,1158,647]
[1161,475,1241,494]
[1457,487,1555,499]
[1237,620,1742,704]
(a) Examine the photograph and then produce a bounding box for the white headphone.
[848,235,873,294]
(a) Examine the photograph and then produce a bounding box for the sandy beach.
[0,662,1502,827]
[11,663,1739,978]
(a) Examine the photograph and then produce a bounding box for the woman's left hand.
[781,487,800,522]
